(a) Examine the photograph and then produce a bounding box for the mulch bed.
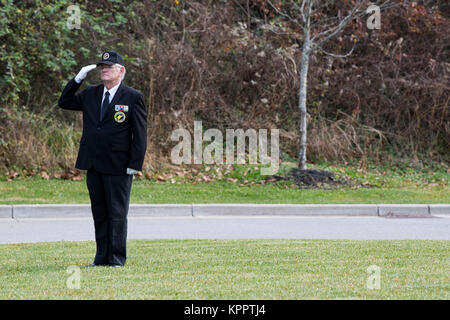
[266,167,376,189]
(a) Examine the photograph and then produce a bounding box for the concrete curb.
[192,204,378,216]
[429,204,450,215]
[12,204,91,218]
[0,204,448,219]
[378,204,429,217]
[0,205,12,219]
[130,204,192,217]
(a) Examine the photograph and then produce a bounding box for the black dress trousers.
[86,168,133,266]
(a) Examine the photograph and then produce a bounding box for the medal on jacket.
[115,105,128,112]
[114,111,126,123]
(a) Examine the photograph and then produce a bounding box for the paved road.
[0,215,449,243]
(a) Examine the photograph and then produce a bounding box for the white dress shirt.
[102,82,121,105]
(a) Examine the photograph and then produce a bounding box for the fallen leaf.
[40,171,50,180]
[145,172,153,180]
[156,175,167,182]
[7,170,19,180]
[60,172,71,180]
[72,175,82,181]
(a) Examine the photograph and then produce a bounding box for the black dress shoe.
[85,263,107,268]
[85,263,100,268]
[84,263,98,268]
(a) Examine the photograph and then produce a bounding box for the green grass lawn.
[0,162,449,204]
[0,239,448,299]
[1,178,448,204]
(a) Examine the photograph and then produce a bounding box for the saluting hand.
[75,64,97,83]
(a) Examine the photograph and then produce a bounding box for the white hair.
[114,63,126,81]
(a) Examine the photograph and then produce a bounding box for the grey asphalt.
[0,214,449,244]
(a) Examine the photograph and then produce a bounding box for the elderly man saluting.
[58,51,147,267]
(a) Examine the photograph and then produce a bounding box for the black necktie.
[100,91,110,120]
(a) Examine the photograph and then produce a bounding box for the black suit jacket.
[58,78,147,175]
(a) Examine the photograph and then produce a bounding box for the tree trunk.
[298,36,311,170]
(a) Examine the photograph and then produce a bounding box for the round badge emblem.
[114,111,126,123]
[103,52,110,60]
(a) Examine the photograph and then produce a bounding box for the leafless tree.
[267,0,395,169]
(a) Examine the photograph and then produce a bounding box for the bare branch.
[267,0,302,27]
[315,41,357,58]
[299,0,306,23]
[288,0,307,23]
[312,2,363,44]
[311,1,397,44]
